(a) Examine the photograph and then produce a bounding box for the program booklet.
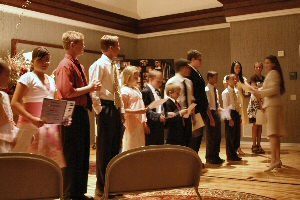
[41,98,75,125]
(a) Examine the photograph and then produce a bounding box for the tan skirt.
[266,106,288,137]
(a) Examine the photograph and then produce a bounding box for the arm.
[142,89,162,122]
[257,71,281,98]
[11,83,45,128]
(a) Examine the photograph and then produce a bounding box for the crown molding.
[226,7,300,22]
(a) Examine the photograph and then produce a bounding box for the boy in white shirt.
[222,74,242,161]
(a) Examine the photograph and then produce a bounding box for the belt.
[75,105,88,110]
[101,99,115,105]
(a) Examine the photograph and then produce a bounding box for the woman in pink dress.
[121,66,150,151]
[11,46,66,168]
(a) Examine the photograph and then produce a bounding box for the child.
[222,74,242,161]
[248,62,265,154]
[141,70,165,145]
[163,83,188,145]
[121,66,149,151]
[0,60,18,152]
[205,71,224,164]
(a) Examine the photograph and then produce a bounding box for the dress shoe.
[264,160,281,172]
[227,156,242,161]
[267,160,282,168]
[217,158,225,163]
[237,148,245,155]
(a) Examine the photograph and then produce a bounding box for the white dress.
[121,86,147,151]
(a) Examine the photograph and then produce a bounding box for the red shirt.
[56,54,89,107]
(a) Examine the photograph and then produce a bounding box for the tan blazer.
[258,70,283,108]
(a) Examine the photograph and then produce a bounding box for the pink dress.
[121,86,147,151]
[17,72,66,168]
[0,91,18,153]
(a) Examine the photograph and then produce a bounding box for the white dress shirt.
[205,83,220,111]
[222,86,240,119]
[147,83,162,113]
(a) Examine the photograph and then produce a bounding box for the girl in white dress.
[121,66,150,151]
[11,47,66,168]
[0,60,18,152]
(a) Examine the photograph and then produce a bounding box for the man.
[164,58,194,146]
[56,30,101,200]
[186,50,214,153]
[89,35,125,197]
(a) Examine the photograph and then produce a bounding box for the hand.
[31,117,45,128]
[210,118,216,127]
[167,112,176,118]
[159,114,166,122]
[90,80,101,92]
[179,109,188,116]
[121,113,126,123]
[229,119,234,127]
[63,116,72,126]
[143,123,150,134]
[144,106,150,113]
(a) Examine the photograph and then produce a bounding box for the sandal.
[256,146,265,154]
[251,145,258,153]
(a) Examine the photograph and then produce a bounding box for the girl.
[121,66,149,151]
[11,46,66,168]
[0,60,18,152]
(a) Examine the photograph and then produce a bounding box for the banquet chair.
[0,152,63,200]
[102,145,202,200]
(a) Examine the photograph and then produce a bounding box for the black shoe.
[227,156,242,161]
[217,158,225,163]
[207,158,221,164]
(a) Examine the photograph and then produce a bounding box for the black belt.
[101,99,114,105]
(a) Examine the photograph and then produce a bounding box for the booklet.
[148,99,168,109]
[183,103,197,118]
[41,98,75,125]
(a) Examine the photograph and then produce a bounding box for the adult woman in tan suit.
[251,55,287,172]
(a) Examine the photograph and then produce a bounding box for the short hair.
[254,61,263,68]
[165,82,181,96]
[0,59,9,74]
[225,73,235,81]
[31,46,50,71]
[174,58,190,72]
[62,31,84,50]
[121,65,139,86]
[100,35,119,53]
[187,49,201,61]
[147,70,162,81]
[207,70,218,81]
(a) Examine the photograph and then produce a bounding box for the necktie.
[183,79,188,108]
[74,62,92,111]
[233,90,239,112]
[214,87,218,110]
[112,63,122,109]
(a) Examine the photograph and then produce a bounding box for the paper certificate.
[192,113,205,131]
[148,99,168,109]
[183,103,197,118]
[41,98,75,125]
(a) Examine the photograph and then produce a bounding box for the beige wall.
[1,11,299,143]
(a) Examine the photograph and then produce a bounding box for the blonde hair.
[62,31,84,50]
[165,83,181,97]
[147,70,162,82]
[100,35,119,53]
[121,65,139,86]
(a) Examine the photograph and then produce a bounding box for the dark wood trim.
[11,39,102,56]
[3,0,300,35]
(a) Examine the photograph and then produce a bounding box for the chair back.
[102,145,202,199]
[0,153,63,200]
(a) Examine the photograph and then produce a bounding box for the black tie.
[183,79,188,107]
[74,62,92,111]
[155,89,161,98]
[214,87,218,110]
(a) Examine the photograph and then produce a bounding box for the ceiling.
[70,0,223,19]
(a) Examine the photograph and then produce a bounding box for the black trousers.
[225,110,241,159]
[205,110,222,161]
[61,106,90,198]
[96,101,122,192]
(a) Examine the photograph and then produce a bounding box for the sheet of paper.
[183,103,197,118]
[192,113,205,131]
[10,128,37,152]
[148,99,167,109]
[41,98,75,125]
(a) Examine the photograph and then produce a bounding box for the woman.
[251,55,287,172]
[223,61,250,155]
[11,46,66,168]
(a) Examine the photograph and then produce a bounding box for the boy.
[205,71,224,164]
[142,70,165,145]
[56,31,100,200]
[164,58,194,146]
[163,83,188,145]
[222,74,242,161]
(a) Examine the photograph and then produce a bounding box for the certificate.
[148,99,167,109]
[41,98,75,125]
[192,113,205,131]
[183,103,197,118]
